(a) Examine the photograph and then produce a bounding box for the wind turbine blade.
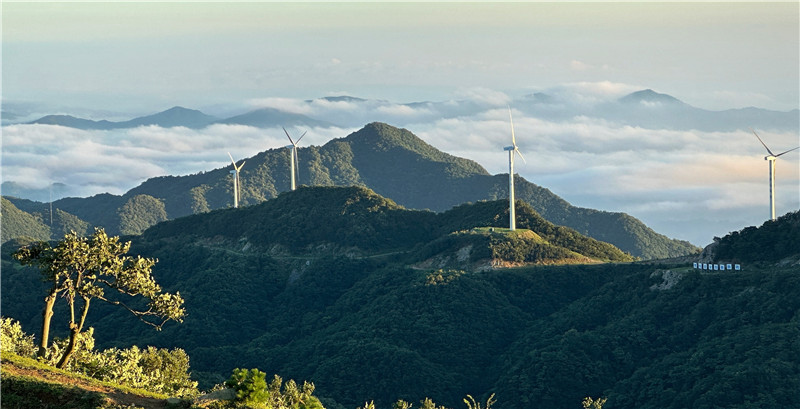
[515,148,527,164]
[775,146,800,157]
[750,128,775,156]
[508,106,517,147]
[283,127,295,145]
[228,152,236,166]
[296,131,307,144]
[239,161,246,170]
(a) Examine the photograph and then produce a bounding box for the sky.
[2,1,799,247]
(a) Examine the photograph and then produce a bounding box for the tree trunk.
[37,290,58,358]
[56,325,79,369]
[56,297,90,369]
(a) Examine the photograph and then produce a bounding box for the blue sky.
[2,2,799,247]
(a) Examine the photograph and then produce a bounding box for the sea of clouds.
[3,85,798,247]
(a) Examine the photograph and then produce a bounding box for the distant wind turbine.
[228,152,245,208]
[750,128,799,221]
[283,127,306,191]
[504,107,526,230]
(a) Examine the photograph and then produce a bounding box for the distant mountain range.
[1,122,698,259]
[24,106,333,130]
[27,106,219,130]
[15,89,799,132]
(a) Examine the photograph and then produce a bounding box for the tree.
[582,397,607,409]
[12,228,185,368]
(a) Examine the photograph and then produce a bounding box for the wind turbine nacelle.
[766,156,776,161]
[230,170,236,174]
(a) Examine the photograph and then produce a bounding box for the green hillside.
[3,186,797,409]
[1,198,51,243]
[3,123,699,259]
[712,210,800,264]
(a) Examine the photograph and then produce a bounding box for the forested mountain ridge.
[711,210,800,264]
[3,194,797,409]
[1,122,698,259]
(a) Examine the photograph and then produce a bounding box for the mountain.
[18,90,798,132]
[708,210,800,264]
[0,197,51,243]
[1,122,698,259]
[618,89,687,106]
[2,189,797,409]
[213,107,338,128]
[584,90,800,132]
[26,106,218,130]
[26,114,117,130]
[117,106,218,129]
[142,186,633,263]
[24,106,336,130]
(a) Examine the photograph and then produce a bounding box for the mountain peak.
[124,106,217,128]
[619,89,685,106]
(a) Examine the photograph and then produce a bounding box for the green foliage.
[714,210,800,263]
[437,201,635,262]
[12,228,185,368]
[463,394,495,409]
[425,269,467,286]
[77,345,198,397]
[582,397,607,409]
[118,194,169,235]
[190,185,213,214]
[1,317,37,357]
[1,349,175,408]
[227,368,271,407]
[225,368,322,409]
[53,208,91,238]
[1,197,51,244]
[0,374,108,409]
[4,322,197,397]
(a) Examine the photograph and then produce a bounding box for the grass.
[1,351,181,409]
[2,351,168,400]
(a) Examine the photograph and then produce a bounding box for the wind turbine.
[504,107,526,230]
[750,128,799,221]
[283,127,306,191]
[228,152,245,208]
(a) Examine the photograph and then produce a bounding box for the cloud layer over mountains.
[2,85,798,247]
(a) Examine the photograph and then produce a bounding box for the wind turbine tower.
[283,127,307,191]
[504,107,526,230]
[751,128,799,221]
[228,152,246,208]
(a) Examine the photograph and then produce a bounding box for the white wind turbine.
[504,107,526,230]
[228,152,245,208]
[283,127,306,191]
[751,128,799,221]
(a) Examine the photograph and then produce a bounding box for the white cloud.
[375,104,432,117]
[3,87,797,248]
[453,87,511,106]
[570,60,591,71]
[246,98,314,115]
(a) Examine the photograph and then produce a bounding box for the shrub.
[226,368,271,408]
[224,368,323,409]
[1,317,37,357]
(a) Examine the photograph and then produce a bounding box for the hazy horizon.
[2,2,799,247]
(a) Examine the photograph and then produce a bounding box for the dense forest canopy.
[3,186,798,409]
